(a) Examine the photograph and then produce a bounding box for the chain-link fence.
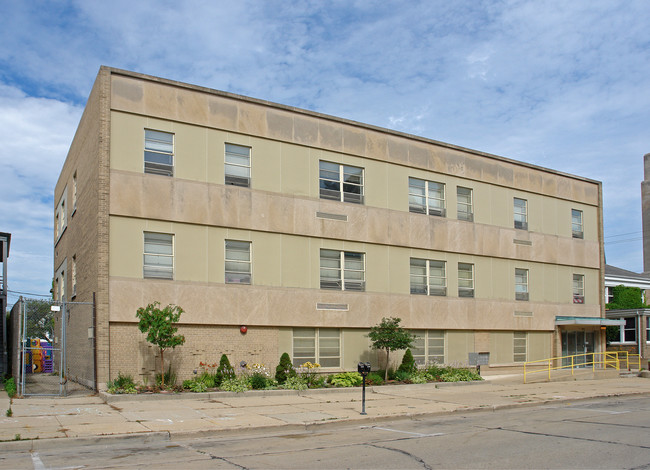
[16,297,95,396]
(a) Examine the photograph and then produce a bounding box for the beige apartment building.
[54,67,608,388]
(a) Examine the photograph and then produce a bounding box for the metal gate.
[19,297,96,397]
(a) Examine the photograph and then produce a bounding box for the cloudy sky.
[1,0,649,304]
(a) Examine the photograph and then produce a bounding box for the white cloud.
[0,85,82,303]
[1,0,650,300]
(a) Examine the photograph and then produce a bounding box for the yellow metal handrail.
[523,350,638,383]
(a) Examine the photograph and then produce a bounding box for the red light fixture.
[240,325,247,334]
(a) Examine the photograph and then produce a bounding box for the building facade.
[54,67,606,388]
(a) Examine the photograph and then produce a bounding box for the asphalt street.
[4,394,650,469]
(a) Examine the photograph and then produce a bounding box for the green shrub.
[282,376,308,390]
[398,349,417,374]
[330,372,363,387]
[250,373,267,390]
[216,354,235,385]
[409,370,429,384]
[440,367,482,382]
[394,370,411,382]
[219,376,250,393]
[198,371,216,388]
[107,372,137,394]
[187,380,208,393]
[275,352,296,384]
[155,367,177,388]
[3,377,16,398]
[365,372,384,386]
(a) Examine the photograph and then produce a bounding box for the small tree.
[368,317,414,381]
[398,348,417,374]
[275,352,296,384]
[136,302,185,387]
[216,354,235,385]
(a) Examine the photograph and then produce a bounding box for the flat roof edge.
[101,66,600,186]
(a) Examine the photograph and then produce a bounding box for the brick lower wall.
[108,322,279,387]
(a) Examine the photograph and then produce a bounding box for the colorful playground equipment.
[24,339,53,374]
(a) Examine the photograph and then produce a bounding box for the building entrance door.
[561,331,595,367]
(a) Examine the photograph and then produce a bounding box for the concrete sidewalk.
[2,373,650,450]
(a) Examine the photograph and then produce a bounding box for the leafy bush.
[155,367,177,388]
[394,370,411,382]
[219,376,251,393]
[275,352,296,384]
[282,376,308,390]
[376,369,397,381]
[3,377,16,398]
[439,367,482,382]
[185,379,208,393]
[408,370,429,384]
[297,362,322,388]
[330,372,363,387]
[250,373,267,390]
[107,372,137,394]
[365,372,384,386]
[216,354,235,385]
[398,349,417,374]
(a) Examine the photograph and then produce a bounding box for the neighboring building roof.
[0,232,10,262]
[605,264,650,289]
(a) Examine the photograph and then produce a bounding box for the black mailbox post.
[357,362,371,415]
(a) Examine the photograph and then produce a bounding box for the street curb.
[0,431,171,452]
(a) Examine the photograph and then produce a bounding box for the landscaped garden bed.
[106,351,482,395]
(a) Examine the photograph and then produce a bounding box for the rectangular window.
[72,255,77,298]
[606,286,614,304]
[410,258,446,296]
[409,177,446,216]
[514,197,528,230]
[572,209,583,239]
[515,268,529,301]
[144,129,174,177]
[514,332,527,362]
[72,171,77,212]
[319,161,364,204]
[646,318,649,343]
[457,186,473,221]
[624,317,636,343]
[573,274,584,303]
[225,240,252,284]
[143,232,174,279]
[55,261,66,302]
[458,263,474,298]
[292,328,341,368]
[410,330,445,365]
[225,144,251,187]
[55,190,67,241]
[320,249,365,291]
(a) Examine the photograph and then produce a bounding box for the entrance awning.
[555,316,624,326]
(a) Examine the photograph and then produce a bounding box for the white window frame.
[319,161,364,204]
[55,259,66,302]
[71,255,77,298]
[514,197,528,230]
[225,240,252,285]
[55,189,67,242]
[72,171,77,215]
[410,258,447,296]
[144,129,174,177]
[515,268,529,301]
[457,186,473,221]
[514,332,527,362]
[409,177,446,217]
[320,249,365,291]
[410,330,445,365]
[143,232,174,280]
[292,328,341,368]
[225,143,251,187]
[573,274,585,304]
[458,262,475,298]
[605,286,614,304]
[572,209,583,239]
